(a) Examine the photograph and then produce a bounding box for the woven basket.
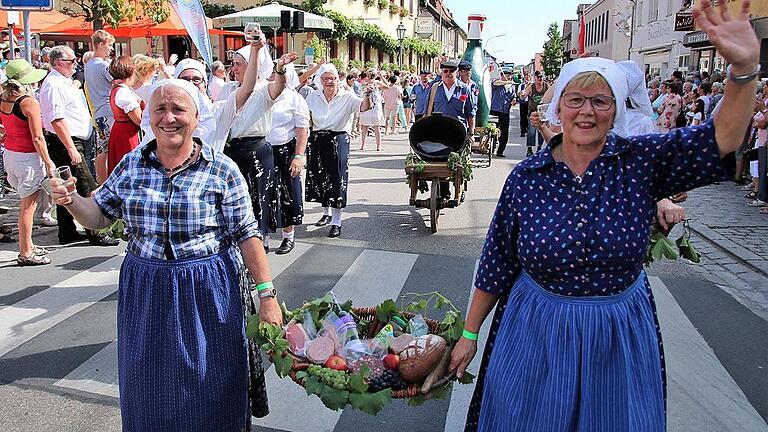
[280,307,444,398]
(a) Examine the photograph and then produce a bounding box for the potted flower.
[389,3,399,14]
[378,0,388,10]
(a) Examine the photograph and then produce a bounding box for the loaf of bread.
[398,334,447,382]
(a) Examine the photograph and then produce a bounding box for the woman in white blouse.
[266,63,310,254]
[224,42,296,252]
[107,55,143,175]
[304,64,372,238]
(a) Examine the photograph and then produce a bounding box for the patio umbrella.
[212,1,334,32]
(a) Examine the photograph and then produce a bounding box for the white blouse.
[229,81,275,139]
[114,84,141,113]
[305,88,363,133]
[267,89,310,145]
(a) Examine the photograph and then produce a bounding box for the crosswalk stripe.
[53,244,317,397]
[0,254,123,358]
[255,249,419,432]
[443,260,490,432]
[648,276,767,431]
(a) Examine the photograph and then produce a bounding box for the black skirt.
[225,136,277,235]
[305,131,349,209]
[271,138,304,227]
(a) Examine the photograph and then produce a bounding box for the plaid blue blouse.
[94,139,262,260]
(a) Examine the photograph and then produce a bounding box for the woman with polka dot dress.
[450,2,761,430]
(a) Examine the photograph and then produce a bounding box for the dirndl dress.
[224,137,278,235]
[305,130,350,208]
[118,248,267,432]
[470,270,665,432]
[271,138,304,227]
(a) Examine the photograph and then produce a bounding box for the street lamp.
[397,21,406,69]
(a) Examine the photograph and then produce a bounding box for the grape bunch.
[307,364,348,390]
[367,369,409,392]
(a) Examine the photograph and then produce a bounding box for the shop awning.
[39,8,241,38]
[0,10,69,33]
[212,1,334,31]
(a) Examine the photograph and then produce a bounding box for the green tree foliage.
[62,0,168,30]
[202,1,236,18]
[541,21,563,79]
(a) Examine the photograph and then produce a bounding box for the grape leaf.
[347,371,369,393]
[348,388,392,415]
[295,371,309,381]
[424,383,451,400]
[303,375,324,396]
[245,315,260,339]
[435,295,446,310]
[340,299,354,312]
[407,395,426,407]
[457,371,475,385]
[376,299,399,322]
[320,388,350,411]
[273,353,293,378]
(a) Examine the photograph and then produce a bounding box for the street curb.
[688,221,768,278]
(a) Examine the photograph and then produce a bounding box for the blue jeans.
[526,124,544,152]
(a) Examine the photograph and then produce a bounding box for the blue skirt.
[118,250,249,432]
[478,271,665,432]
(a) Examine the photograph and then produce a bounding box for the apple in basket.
[383,353,400,371]
[324,355,348,371]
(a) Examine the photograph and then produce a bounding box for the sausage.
[306,336,335,364]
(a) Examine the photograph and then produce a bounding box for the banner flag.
[170,0,213,66]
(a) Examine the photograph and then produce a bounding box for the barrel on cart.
[405,114,469,233]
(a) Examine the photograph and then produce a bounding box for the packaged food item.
[285,321,310,357]
[306,335,335,364]
[390,333,415,354]
[388,315,409,336]
[408,314,429,337]
[370,324,395,357]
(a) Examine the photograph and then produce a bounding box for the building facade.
[630,0,692,80]
[580,0,632,61]
[682,0,768,77]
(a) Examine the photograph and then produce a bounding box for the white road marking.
[0,254,123,358]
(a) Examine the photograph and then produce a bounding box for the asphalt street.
[0,108,765,431]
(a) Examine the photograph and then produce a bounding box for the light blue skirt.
[118,250,249,432]
[478,271,665,432]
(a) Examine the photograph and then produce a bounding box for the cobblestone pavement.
[683,181,768,318]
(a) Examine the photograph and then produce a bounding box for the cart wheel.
[429,179,440,233]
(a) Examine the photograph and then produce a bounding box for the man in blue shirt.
[411,69,433,121]
[427,59,476,134]
[490,71,516,157]
[458,60,480,109]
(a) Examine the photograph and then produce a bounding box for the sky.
[445,0,587,66]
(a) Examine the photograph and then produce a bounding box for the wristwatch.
[257,287,277,299]
[273,64,286,75]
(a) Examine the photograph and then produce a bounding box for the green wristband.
[462,328,478,341]
[294,154,306,159]
[254,281,274,292]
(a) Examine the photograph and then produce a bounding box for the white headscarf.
[313,63,338,88]
[616,60,656,136]
[545,57,629,134]
[283,62,300,90]
[140,78,217,147]
[235,45,274,82]
[174,58,208,82]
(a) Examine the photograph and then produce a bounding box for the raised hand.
[277,52,298,68]
[693,0,759,73]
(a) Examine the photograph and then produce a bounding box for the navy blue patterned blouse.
[476,120,727,296]
[94,139,262,261]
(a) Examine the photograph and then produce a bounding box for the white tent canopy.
[212,1,334,32]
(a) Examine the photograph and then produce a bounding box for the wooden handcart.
[406,163,466,233]
[470,117,500,168]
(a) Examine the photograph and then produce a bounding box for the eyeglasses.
[562,92,615,111]
[179,76,205,84]
[60,59,77,64]
[441,69,456,74]
[320,76,338,82]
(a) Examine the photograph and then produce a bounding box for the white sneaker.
[34,215,57,226]
[747,199,766,207]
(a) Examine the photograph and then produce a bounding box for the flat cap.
[439,59,459,70]
[458,60,472,71]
